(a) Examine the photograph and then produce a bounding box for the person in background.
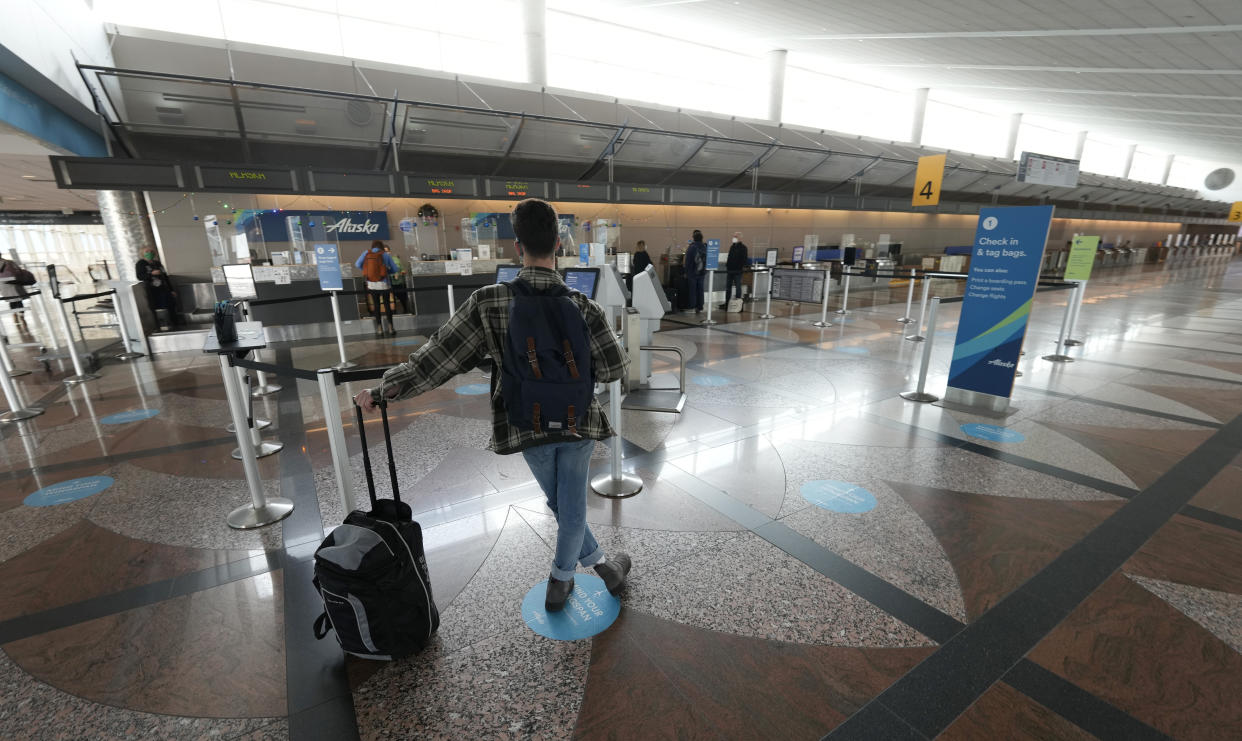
[136,247,181,328]
[354,198,631,612]
[384,245,410,315]
[632,240,652,274]
[722,232,748,309]
[356,240,399,337]
[0,256,34,328]
[684,230,706,313]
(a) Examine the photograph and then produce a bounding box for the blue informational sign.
[578,244,589,265]
[521,573,620,641]
[947,206,1054,399]
[455,383,490,395]
[961,423,1026,443]
[706,239,721,270]
[241,210,390,243]
[315,243,343,291]
[100,408,160,425]
[801,480,877,513]
[24,476,114,507]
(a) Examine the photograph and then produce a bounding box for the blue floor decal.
[100,408,160,424]
[521,573,620,641]
[24,476,115,507]
[801,480,877,513]
[961,423,1026,443]
[454,383,490,395]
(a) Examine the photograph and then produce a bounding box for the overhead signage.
[669,187,712,205]
[946,206,1054,406]
[554,182,607,200]
[1064,235,1100,282]
[616,185,663,203]
[912,153,946,206]
[758,192,793,208]
[705,239,720,270]
[717,190,755,207]
[308,170,395,195]
[406,176,478,197]
[54,158,183,190]
[243,210,390,242]
[315,243,343,291]
[197,165,298,192]
[486,179,547,198]
[1229,201,1242,223]
[1016,151,1080,188]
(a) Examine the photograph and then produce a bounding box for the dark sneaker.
[545,576,574,612]
[594,553,632,595]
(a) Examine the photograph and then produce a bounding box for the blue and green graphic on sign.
[706,239,721,270]
[947,206,1054,399]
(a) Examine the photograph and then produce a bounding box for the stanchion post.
[54,296,98,384]
[28,291,56,351]
[701,272,717,326]
[447,284,456,318]
[901,297,942,403]
[811,269,832,327]
[317,368,357,514]
[759,269,775,320]
[329,291,356,371]
[836,267,852,315]
[231,365,283,459]
[906,274,933,342]
[112,289,144,361]
[1063,280,1087,347]
[590,379,643,498]
[220,354,292,529]
[0,318,42,421]
[1042,285,1076,363]
[241,301,281,395]
[897,268,917,324]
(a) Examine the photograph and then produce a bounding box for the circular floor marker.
[100,408,160,425]
[961,423,1025,443]
[521,573,620,641]
[745,330,770,337]
[454,383,490,395]
[24,476,114,507]
[801,480,877,513]
[835,346,870,356]
[691,374,731,387]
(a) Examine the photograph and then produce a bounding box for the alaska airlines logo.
[987,358,1015,369]
[325,217,380,235]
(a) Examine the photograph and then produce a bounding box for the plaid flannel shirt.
[372,266,629,454]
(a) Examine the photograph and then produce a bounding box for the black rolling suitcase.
[312,401,440,660]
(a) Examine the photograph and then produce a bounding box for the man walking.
[356,240,399,336]
[355,199,632,612]
[722,232,748,310]
[685,230,706,313]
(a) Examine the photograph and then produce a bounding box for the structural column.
[1005,112,1022,159]
[97,191,156,282]
[767,49,787,122]
[911,87,929,145]
[1122,143,1137,180]
[1162,153,1175,185]
[1074,130,1088,160]
[523,0,547,87]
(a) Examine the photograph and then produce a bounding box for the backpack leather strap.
[562,340,580,379]
[532,403,542,434]
[567,405,578,437]
[526,337,542,379]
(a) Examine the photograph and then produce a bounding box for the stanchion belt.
[59,289,117,303]
[246,290,371,308]
[228,355,320,382]
[333,365,396,384]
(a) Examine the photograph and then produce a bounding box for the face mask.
[732,238,739,244]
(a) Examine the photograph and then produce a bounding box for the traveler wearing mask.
[722,232,748,309]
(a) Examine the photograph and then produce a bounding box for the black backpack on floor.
[312,401,440,660]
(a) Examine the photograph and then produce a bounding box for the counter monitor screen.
[495,265,521,284]
[222,263,258,300]
[563,268,599,299]
[765,248,778,267]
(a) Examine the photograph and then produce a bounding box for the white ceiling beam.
[934,84,1242,101]
[793,24,1242,41]
[846,64,1242,76]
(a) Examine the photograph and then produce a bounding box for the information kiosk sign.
[946,206,1053,411]
[315,243,343,291]
[706,239,720,270]
[912,154,946,206]
[1229,202,1242,223]
[1064,236,1099,282]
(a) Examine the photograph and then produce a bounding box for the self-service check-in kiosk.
[624,265,686,414]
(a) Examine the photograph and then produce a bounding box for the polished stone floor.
[1,253,1241,740]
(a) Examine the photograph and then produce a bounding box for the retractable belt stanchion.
[811,269,832,327]
[0,335,29,378]
[1043,285,1077,363]
[901,297,942,403]
[700,272,717,326]
[240,301,281,396]
[447,284,456,318]
[317,368,357,515]
[28,291,55,351]
[906,275,933,342]
[0,309,42,421]
[112,290,144,361]
[897,269,917,324]
[836,267,852,315]
[54,295,98,384]
[759,269,775,320]
[231,364,283,459]
[591,379,643,498]
[328,291,356,371]
[220,354,293,529]
[1063,280,1087,347]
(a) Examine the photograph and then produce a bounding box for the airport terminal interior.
[3,1,1242,739]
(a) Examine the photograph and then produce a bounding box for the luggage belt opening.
[622,345,686,414]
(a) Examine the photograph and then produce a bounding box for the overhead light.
[21,174,36,179]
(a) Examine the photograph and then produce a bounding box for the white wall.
[0,0,113,111]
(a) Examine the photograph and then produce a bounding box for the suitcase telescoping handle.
[353,398,401,507]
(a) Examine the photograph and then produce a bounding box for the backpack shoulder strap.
[503,278,532,297]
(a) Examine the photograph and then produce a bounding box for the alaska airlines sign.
[241,210,391,242]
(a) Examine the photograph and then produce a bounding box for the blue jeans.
[522,438,605,581]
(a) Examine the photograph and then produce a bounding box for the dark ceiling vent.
[155,105,184,125]
[1204,168,1234,191]
[345,100,374,127]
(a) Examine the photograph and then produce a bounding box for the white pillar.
[97,191,155,283]
[767,49,788,122]
[1005,112,1022,160]
[1162,154,1175,185]
[1122,144,1137,180]
[911,88,929,145]
[523,0,547,87]
[1074,131,1088,161]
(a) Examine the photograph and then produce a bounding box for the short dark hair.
[637,240,646,248]
[370,240,384,250]
[692,230,703,242]
[511,199,559,258]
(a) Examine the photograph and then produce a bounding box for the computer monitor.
[495,265,520,283]
[843,247,857,266]
[562,267,599,299]
[222,263,258,300]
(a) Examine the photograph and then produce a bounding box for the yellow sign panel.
[1229,201,1242,222]
[912,154,947,207]
[1065,236,1100,282]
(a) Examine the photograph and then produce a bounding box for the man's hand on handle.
[354,389,379,416]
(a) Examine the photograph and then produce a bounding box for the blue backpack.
[500,279,594,436]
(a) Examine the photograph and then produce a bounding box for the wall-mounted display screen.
[718,190,756,207]
[55,158,182,190]
[486,179,548,198]
[309,170,394,195]
[669,187,712,205]
[198,165,297,192]
[406,176,477,197]
[554,182,608,200]
[616,185,664,203]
